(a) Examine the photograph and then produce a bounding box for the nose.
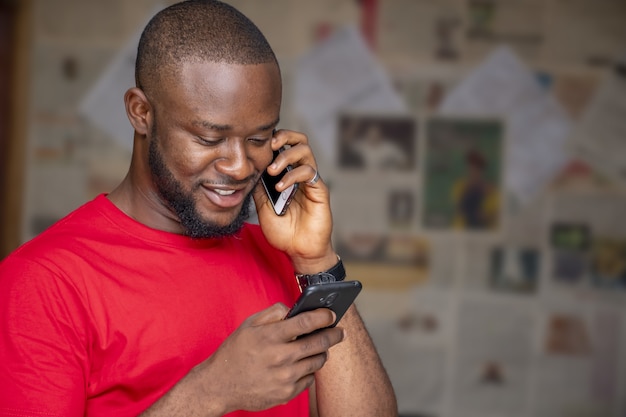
[214,140,256,181]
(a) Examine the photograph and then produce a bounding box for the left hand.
[252,129,335,269]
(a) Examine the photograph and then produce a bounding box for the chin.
[180,203,250,239]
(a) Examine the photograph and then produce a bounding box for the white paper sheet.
[439,46,572,205]
[293,25,407,163]
[360,288,452,416]
[451,296,533,417]
[568,53,626,188]
[531,304,622,417]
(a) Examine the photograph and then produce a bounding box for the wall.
[10,1,626,416]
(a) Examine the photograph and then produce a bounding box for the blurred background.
[1,0,626,416]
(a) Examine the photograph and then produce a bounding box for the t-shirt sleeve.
[0,255,88,417]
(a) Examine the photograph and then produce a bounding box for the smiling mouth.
[200,184,249,210]
[214,189,236,196]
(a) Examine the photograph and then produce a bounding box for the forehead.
[157,61,282,127]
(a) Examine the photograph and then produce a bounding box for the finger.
[276,372,315,404]
[243,303,289,327]
[266,144,316,177]
[302,167,321,188]
[274,165,320,193]
[290,327,344,361]
[296,351,330,376]
[272,129,309,150]
[270,352,327,402]
[281,308,337,340]
[295,373,317,394]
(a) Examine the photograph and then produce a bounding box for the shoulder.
[1,195,117,280]
[7,196,106,254]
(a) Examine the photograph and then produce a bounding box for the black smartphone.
[285,280,362,328]
[261,147,298,215]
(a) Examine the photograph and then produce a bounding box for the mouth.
[201,184,250,209]
[214,189,236,196]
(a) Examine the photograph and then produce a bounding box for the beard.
[147,128,253,239]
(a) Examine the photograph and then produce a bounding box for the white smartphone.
[261,147,298,215]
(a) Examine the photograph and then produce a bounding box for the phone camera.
[320,292,338,307]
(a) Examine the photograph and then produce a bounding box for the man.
[452,148,499,229]
[0,1,397,416]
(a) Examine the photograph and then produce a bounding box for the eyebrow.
[191,117,280,133]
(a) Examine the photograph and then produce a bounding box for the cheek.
[156,142,208,182]
[178,147,213,173]
[250,145,274,173]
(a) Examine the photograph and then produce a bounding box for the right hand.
[190,303,344,414]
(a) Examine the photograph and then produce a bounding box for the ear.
[124,87,152,136]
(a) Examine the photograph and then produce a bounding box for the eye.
[248,136,271,146]
[196,136,224,146]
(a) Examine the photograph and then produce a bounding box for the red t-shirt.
[0,194,308,416]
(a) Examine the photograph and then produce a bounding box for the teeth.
[214,189,236,196]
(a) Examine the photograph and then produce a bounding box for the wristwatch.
[295,256,346,290]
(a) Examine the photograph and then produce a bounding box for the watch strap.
[295,257,346,290]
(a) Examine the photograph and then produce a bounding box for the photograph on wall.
[550,222,591,252]
[552,250,589,286]
[335,232,429,268]
[337,114,417,172]
[334,231,430,289]
[465,0,545,60]
[549,222,591,286]
[547,193,626,295]
[387,189,416,230]
[589,236,626,290]
[533,307,622,417]
[422,117,503,231]
[544,313,592,356]
[488,246,540,294]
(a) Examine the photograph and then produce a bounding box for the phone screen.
[262,152,288,203]
[261,149,298,215]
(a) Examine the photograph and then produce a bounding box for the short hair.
[135,0,277,96]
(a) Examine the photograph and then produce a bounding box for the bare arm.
[311,304,397,417]
[253,129,398,417]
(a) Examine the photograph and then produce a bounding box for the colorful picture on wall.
[590,237,626,290]
[489,246,540,294]
[422,117,504,230]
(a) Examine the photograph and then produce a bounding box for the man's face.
[145,61,281,238]
[467,163,485,183]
